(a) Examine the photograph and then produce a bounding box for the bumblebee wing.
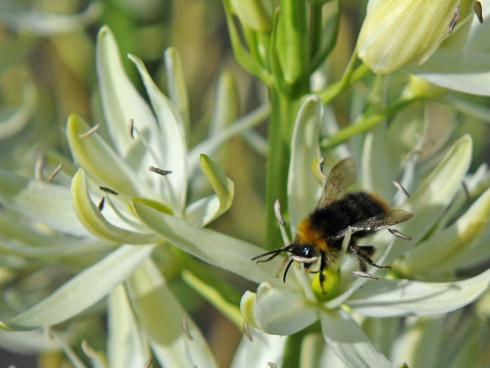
[317,157,356,209]
[331,208,413,239]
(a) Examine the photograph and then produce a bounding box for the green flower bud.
[358,0,461,74]
[231,0,273,32]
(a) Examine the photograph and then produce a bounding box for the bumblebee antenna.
[251,245,294,263]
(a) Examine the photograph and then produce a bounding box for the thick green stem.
[265,91,301,249]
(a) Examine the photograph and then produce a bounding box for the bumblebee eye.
[301,245,316,258]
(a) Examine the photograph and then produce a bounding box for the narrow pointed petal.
[0,245,154,331]
[127,260,218,368]
[348,269,490,317]
[96,26,158,158]
[0,170,89,237]
[185,154,234,226]
[132,201,282,285]
[67,114,142,197]
[108,286,149,368]
[396,188,490,274]
[389,135,472,261]
[230,328,286,368]
[71,169,155,244]
[320,310,392,368]
[129,54,188,211]
[288,96,322,230]
[164,48,190,131]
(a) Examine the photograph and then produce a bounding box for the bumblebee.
[252,157,413,291]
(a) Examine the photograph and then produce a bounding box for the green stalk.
[321,97,420,149]
[265,91,298,249]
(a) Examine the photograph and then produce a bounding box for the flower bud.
[357,0,460,73]
[231,0,273,32]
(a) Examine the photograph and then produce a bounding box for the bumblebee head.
[251,243,319,283]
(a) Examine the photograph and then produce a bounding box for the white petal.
[127,260,217,368]
[108,285,149,368]
[288,96,322,230]
[0,83,36,139]
[249,283,318,335]
[230,328,286,368]
[0,245,154,330]
[348,269,490,317]
[320,310,392,368]
[132,201,284,285]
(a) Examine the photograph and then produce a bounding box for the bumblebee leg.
[350,244,390,270]
[318,253,327,293]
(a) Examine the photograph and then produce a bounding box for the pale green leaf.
[127,260,218,368]
[288,96,322,230]
[320,310,392,368]
[108,285,149,368]
[129,54,188,212]
[0,170,89,237]
[132,201,282,285]
[348,269,490,317]
[0,245,154,331]
[71,169,155,244]
[67,114,143,197]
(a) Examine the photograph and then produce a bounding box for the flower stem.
[321,97,420,149]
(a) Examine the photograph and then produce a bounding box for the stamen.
[182,317,194,341]
[475,1,483,23]
[319,156,325,177]
[150,166,172,176]
[98,196,105,211]
[243,322,253,342]
[448,6,461,33]
[34,154,45,180]
[99,186,119,195]
[274,199,291,244]
[388,228,412,240]
[78,123,100,139]
[392,180,410,198]
[46,164,63,182]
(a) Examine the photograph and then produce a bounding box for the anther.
[149,166,172,176]
[78,124,100,139]
[34,154,45,180]
[99,186,119,195]
[475,1,483,23]
[182,317,194,341]
[448,6,461,33]
[128,118,135,139]
[98,196,105,211]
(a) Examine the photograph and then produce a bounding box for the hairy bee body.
[252,158,413,292]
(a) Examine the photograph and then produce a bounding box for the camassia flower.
[0,26,269,367]
[130,96,490,367]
